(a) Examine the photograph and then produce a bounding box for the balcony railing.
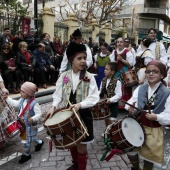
[144,4,168,9]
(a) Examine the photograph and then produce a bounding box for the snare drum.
[104,116,145,152]
[44,110,86,150]
[91,99,109,120]
[5,121,20,138]
[121,70,138,87]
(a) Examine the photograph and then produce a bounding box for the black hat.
[72,29,82,38]
[66,42,86,62]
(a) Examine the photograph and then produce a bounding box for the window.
[23,0,32,5]
[74,4,78,10]
[147,0,160,8]
[139,18,155,29]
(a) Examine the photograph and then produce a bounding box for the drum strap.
[18,97,35,118]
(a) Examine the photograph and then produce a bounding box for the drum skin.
[91,99,110,120]
[121,70,138,87]
[105,116,145,152]
[44,110,86,150]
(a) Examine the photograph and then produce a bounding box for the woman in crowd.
[51,36,64,75]
[134,37,153,85]
[16,41,36,82]
[94,42,112,89]
[0,43,21,93]
[110,37,133,108]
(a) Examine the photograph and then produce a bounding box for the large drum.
[44,109,87,150]
[90,99,109,120]
[0,95,18,148]
[104,116,145,152]
[121,70,138,87]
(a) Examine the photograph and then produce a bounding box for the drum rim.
[53,131,86,150]
[44,112,76,127]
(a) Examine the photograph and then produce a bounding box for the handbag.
[4,58,15,67]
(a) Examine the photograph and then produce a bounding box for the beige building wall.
[42,6,55,39]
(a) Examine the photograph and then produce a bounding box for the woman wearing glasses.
[0,43,21,94]
[125,60,170,170]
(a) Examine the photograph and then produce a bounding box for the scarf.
[21,51,31,64]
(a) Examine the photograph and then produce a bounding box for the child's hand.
[106,98,111,104]
[28,118,33,123]
[72,103,81,112]
[128,102,136,115]
[146,112,157,121]
[1,88,9,100]
[46,106,55,119]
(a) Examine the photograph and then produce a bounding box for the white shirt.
[59,44,93,73]
[99,78,122,103]
[52,70,99,108]
[125,82,170,125]
[134,49,153,66]
[137,42,167,65]
[6,98,42,122]
[110,48,133,67]
[0,75,3,82]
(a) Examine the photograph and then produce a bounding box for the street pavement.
[0,89,170,170]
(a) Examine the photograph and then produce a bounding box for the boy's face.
[145,65,163,86]
[20,90,30,99]
[104,64,115,78]
[72,52,87,72]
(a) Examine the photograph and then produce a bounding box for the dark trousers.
[3,70,21,89]
[33,66,55,86]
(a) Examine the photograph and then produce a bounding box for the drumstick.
[121,100,146,114]
[68,100,89,136]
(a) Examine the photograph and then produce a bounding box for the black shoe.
[18,155,31,164]
[35,140,44,151]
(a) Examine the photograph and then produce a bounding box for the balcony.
[143,4,169,16]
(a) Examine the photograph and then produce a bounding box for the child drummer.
[99,62,122,129]
[6,82,44,164]
[125,60,170,170]
[47,42,99,170]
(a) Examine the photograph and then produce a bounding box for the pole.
[34,0,38,38]
[131,7,135,36]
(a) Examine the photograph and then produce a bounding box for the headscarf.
[21,82,38,96]
[146,60,167,79]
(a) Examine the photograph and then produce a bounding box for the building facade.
[114,0,170,48]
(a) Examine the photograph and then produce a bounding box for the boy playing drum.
[99,62,122,132]
[47,42,99,170]
[125,60,170,170]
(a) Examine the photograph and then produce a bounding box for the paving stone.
[40,161,57,167]
[31,159,41,168]
[100,161,117,168]
[90,158,101,168]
